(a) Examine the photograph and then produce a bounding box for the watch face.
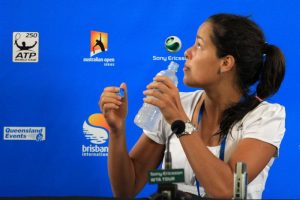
[185,122,196,134]
[176,121,196,138]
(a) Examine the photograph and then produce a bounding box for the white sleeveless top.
[144,90,286,199]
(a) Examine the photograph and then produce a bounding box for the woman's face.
[183,22,223,88]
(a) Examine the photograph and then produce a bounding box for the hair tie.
[262,42,269,65]
[255,95,264,102]
[262,42,269,55]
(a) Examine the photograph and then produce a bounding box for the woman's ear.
[220,55,235,73]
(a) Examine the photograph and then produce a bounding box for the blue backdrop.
[0,0,299,198]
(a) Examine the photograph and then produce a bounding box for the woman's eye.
[197,43,202,49]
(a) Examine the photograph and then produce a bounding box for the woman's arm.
[108,132,165,197]
[179,135,276,198]
[100,83,165,197]
[129,134,165,196]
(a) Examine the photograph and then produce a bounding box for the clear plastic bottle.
[134,61,179,132]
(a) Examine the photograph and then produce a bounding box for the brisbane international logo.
[82,113,110,157]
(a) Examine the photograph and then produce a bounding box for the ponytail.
[256,44,285,99]
[218,96,260,139]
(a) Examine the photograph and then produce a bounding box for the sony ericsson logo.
[4,127,46,141]
[82,113,110,157]
[165,36,182,53]
[153,35,185,62]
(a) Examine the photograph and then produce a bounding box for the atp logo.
[12,32,39,62]
[83,113,110,144]
[90,31,108,57]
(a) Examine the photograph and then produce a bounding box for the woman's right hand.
[99,82,128,132]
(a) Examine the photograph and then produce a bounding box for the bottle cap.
[168,61,179,72]
[118,88,124,98]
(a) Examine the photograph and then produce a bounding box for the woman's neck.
[203,86,242,123]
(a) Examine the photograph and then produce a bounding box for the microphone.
[164,120,185,169]
[171,120,185,134]
[150,120,186,200]
[171,120,186,134]
[233,162,248,199]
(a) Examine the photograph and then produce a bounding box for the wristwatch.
[175,121,196,138]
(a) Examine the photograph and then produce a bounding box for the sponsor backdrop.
[0,0,299,198]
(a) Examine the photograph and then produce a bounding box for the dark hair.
[207,14,285,139]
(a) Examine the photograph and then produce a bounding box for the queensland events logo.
[83,31,115,66]
[82,113,110,157]
[3,126,46,141]
[12,32,39,62]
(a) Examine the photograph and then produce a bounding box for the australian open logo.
[90,31,108,57]
[82,31,115,66]
[82,113,110,157]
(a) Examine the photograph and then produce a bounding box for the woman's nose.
[184,48,192,60]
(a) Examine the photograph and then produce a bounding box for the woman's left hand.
[143,76,189,124]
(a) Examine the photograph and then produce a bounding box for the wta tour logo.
[82,113,110,157]
[12,32,39,62]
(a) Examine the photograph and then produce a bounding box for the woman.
[99,13,285,199]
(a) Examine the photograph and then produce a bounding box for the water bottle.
[134,61,179,132]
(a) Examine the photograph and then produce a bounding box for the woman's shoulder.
[240,100,286,128]
[248,101,285,118]
[231,101,286,157]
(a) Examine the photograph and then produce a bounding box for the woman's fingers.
[104,86,120,93]
[146,76,178,94]
[146,81,169,94]
[99,87,123,111]
[143,88,164,98]
[103,103,120,110]
[143,96,166,108]
[153,76,176,89]
[101,96,122,106]
[145,78,179,100]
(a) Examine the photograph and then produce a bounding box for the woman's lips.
[183,65,190,71]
